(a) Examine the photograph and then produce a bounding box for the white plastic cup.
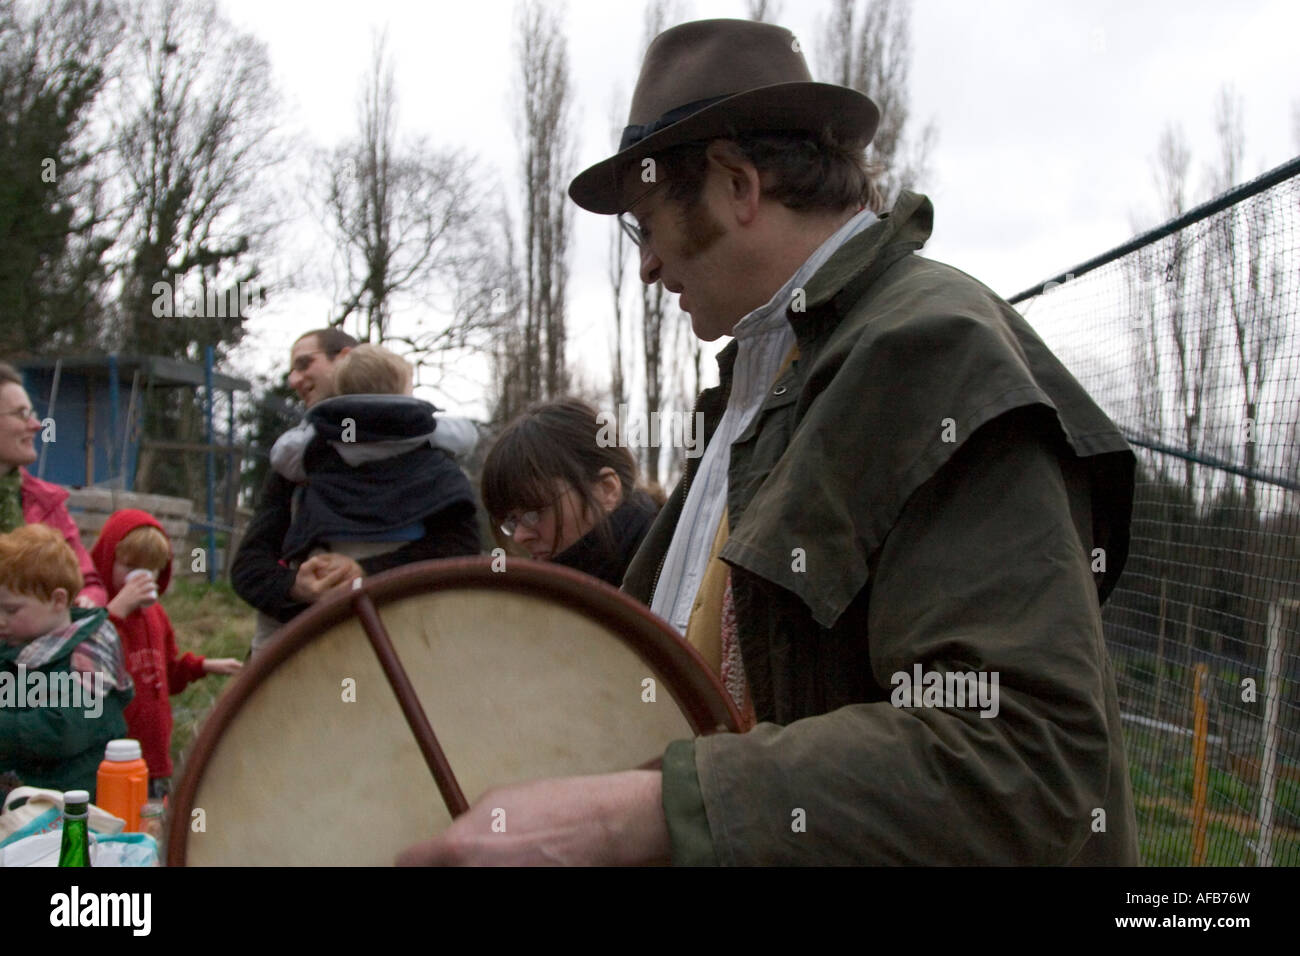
[125,568,159,606]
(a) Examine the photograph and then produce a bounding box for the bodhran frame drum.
[166,557,743,865]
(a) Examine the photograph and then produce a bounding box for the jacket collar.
[554,490,659,587]
[712,192,935,386]
[18,467,68,519]
[798,191,933,318]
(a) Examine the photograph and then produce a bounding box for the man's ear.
[705,140,762,225]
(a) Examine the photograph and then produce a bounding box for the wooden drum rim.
[166,555,743,865]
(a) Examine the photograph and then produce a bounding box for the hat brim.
[568,82,880,215]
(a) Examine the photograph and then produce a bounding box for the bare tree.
[113,0,285,361]
[1151,123,1192,221]
[633,0,685,487]
[1204,87,1283,516]
[111,0,287,502]
[0,0,121,356]
[607,87,631,411]
[1154,124,1218,497]
[318,32,495,374]
[818,0,936,206]
[1207,85,1244,198]
[512,0,573,407]
[746,0,782,21]
[489,203,532,423]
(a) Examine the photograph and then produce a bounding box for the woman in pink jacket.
[0,361,106,606]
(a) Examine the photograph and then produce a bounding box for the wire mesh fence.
[1009,156,1300,866]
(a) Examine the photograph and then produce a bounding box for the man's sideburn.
[677,198,727,258]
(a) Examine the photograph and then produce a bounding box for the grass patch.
[161,578,255,774]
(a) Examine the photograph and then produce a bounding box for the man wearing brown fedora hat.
[399,18,1139,866]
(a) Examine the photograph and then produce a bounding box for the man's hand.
[395,770,670,866]
[289,553,364,603]
[107,572,158,619]
[203,657,243,676]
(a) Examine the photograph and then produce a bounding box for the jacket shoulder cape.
[625,192,1140,865]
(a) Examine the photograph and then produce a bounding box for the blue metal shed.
[15,354,250,490]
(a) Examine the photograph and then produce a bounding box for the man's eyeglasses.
[0,406,36,423]
[290,350,325,373]
[618,214,648,249]
[617,177,668,250]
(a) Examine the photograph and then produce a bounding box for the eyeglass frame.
[617,176,670,250]
[0,405,37,423]
[499,491,568,538]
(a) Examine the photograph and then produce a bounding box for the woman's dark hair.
[295,327,358,359]
[481,398,638,556]
[660,127,885,215]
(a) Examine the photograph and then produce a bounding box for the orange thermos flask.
[96,739,149,833]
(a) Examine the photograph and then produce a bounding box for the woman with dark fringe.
[480,399,659,588]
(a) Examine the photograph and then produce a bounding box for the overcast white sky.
[219,0,1300,418]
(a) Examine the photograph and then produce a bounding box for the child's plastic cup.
[96,739,149,833]
[124,568,159,606]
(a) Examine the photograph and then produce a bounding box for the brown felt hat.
[569,18,880,215]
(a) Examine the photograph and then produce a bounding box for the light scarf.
[14,612,133,694]
[650,207,878,633]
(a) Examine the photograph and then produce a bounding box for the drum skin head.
[168,558,741,866]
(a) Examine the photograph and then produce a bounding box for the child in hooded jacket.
[269,344,481,567]
[0,524,133,797]
[90,509,241,793]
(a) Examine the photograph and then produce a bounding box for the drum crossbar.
[352,589,471,818]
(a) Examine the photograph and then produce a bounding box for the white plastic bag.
[0,829,158,867]
[0,787,125,846]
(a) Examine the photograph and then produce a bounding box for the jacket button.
[772,384,788,396]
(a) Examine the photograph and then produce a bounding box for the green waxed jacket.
[626,192,1141,865]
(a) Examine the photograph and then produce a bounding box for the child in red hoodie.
[90,509,241,795]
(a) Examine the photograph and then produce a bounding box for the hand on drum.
[290,553,364,603]
[395,770,670,866]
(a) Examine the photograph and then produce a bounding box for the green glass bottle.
[58,790,92,867]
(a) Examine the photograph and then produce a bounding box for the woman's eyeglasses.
[0,406,36,423]
[499,510,545,538]
[499,492,566,538]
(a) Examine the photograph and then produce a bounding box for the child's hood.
[90,509,174,598]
